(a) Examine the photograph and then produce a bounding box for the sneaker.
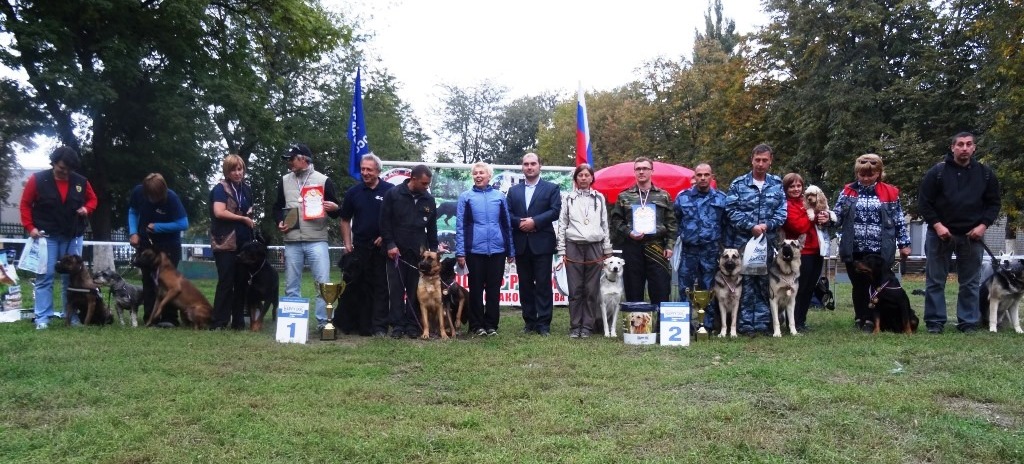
[390,330,405,339]
[70,318,83,327]
[569,329,580,339]
[861,320,875,333]
[927,325,944,334]
[486,329,498,336]
[373,331,387,338]
[35,322,49,330]
[579,328,591,338]
[156,322,176,329]
[538,329,550,336]
[475,328,488,337]
[959,325,978,334]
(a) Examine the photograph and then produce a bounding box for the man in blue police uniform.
[724,144,787,335]
[674,163,727,326]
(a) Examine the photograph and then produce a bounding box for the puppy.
[979,258,1024,333]
[713,248,743,338]
[236,238,279,332]
[416,249,448,340]
[54,254,112,326]
[92,269,144,327]
[852,254,918,334]
[803,185,830,217]
[133,248,212,329]
[628,312,652,333]
[439,257,469,332]
[768,236,804,337]
[600,256,626,337]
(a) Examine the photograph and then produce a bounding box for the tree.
[490,93,558,166]
[753,0,941,203]
[0,78,43,204]
[435,81,507,164]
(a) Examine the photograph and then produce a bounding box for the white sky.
[345,0,769,149]
[17,0,769,167]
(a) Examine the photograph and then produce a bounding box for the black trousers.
[467,253,506,331]
[337,245,389,335]
[845,252,872,324]
[212,250,246,329]
[621,239,671,305]
[386,249,421,335]
[516,251,554,332]
[142,244,182,326]
[794,254,824,329]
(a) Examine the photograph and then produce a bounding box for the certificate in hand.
[631,204,657,235]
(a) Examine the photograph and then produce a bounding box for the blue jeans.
[34,235,84,325]
[283,241,330,324]
[924,229,982,330]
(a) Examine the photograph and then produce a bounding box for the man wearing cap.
[272,143,342,331]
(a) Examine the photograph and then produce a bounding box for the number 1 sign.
[276,297,310,344]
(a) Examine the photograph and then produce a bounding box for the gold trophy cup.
[316,281,346,340]
[686,288,712,341]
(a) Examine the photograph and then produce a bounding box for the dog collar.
[868,280,902,308]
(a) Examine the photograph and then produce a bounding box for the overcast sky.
[342,0,769,146]
[18,0,769,167]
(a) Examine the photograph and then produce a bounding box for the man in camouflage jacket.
[725,144,788,335]
[674,163,727,327]
[610,157,678,306]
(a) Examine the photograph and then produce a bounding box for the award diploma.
[631,204,657,235]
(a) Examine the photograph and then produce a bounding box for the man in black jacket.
[918,132,1001,333]
[379,165,439,338]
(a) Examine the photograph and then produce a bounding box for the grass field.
[2,273,1023,463]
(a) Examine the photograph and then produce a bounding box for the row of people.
[22,132,1000,336]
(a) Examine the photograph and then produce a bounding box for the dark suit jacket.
[507,179,562,256]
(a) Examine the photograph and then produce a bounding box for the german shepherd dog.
[54,254,112,326]
[439,256,469,331]
[416,249,450,339]
[852,254,918,334]
[92,269,144,327]
[236,238,279,332]
[768,236,804,337]
[713,248,743,338]
[133,248,212,329]
[979,258,1024,333]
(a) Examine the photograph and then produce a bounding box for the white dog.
[600,256,626,337]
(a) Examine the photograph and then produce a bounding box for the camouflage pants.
[677,247,720,329]
[739,274,771,334]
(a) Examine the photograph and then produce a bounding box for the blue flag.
[348,67,372,180]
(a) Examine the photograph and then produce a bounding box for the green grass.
[2,275,1023,463]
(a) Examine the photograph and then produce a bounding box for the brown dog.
[54,254,111,326]
[133,248,212,329]
[416,249,449,340]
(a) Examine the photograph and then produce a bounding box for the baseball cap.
[282,143,313,162]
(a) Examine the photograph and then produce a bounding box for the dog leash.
[391,255,425,332]
[979,241,1024,288]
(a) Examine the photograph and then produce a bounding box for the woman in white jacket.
[557,164,613,338]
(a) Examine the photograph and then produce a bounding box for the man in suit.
[507,153,562,335]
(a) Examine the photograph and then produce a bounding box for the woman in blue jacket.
[456,162,514,336]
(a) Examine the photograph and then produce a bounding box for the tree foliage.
[435,81,507,164]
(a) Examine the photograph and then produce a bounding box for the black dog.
[852,254,918,334]
[235,238,279,332]
[54,254,112,326]
[439,257,469,331]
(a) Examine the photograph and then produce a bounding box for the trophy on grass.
[316,281,346,340]
[685,287,712,341]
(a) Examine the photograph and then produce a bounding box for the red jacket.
[782,197,819,255]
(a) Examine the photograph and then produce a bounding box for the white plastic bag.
[17,237,48,275]
[741,235,768,275]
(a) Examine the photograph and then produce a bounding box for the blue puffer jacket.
[455,185,515,257]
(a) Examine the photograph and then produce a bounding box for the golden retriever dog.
[416,249,449,340]
[628,312,652,334]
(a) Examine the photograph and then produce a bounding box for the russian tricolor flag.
[576,82,593,167]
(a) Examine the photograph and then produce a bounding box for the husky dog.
[980,258,1024,333]
[768,235,804,337]
[713,248,743,338]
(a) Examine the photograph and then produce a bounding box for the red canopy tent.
[592,161,699,202]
